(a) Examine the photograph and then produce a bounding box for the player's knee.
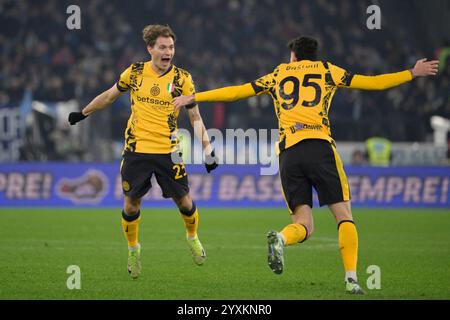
[179,201,196,216]
[123,200,141,216]
[174,194,193,214]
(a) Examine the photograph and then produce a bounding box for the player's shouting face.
[148,36,175,73]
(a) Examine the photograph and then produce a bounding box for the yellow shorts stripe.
[331,146,350,201]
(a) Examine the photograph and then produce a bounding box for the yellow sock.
[121,210,141,248]
[338,220,358,273]
[280,223,308,246]
[180,205,198,238]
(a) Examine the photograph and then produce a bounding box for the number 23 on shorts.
[173,163,187,180]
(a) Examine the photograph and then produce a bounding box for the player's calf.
[280,223,310,245]
[122,197,143,279]
[175,197,206,266]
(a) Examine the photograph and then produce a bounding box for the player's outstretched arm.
[186,105,219,173]
[347,59,439,91]
[68,85,123,125]
[173,83,256,112]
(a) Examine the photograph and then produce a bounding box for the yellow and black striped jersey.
[117,62,196,154]
[250,60,357,152]
[195,60,412,154]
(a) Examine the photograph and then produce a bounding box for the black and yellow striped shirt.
[117,61,196,154]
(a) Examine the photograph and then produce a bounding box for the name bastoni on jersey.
[285,63,320,70]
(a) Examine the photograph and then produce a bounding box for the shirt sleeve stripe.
[344,73,355,86]
[250,81,264,94]
[185,103,197,109]
[116,81,128,92]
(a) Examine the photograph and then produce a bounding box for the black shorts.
[279,139,350,211]
[120,151,189,199]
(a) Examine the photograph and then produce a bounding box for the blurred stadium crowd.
[1,0,450,161]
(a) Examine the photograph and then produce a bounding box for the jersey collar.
[158,64,173,78]
[147,62,174,78]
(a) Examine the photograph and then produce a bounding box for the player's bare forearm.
[69,84,123,125]
[82,85,123,116]
[200,127,213,155]
[187,105,219,173]
[187,106,213,155]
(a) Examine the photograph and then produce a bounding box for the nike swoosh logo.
[188,218,196,225]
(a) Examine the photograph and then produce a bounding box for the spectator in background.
[351,149,367,166]
[365,137,392,167]
[437,41,450,73]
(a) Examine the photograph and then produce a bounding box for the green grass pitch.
[0,208,449,300]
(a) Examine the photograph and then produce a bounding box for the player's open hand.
[411,59,439,78]
[173,95,195,112]
[68,112,88,125]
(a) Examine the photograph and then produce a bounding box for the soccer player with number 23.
[69,25,219,279]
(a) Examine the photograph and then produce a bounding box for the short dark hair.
[288,37,319,61]
[142,24,177,47]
